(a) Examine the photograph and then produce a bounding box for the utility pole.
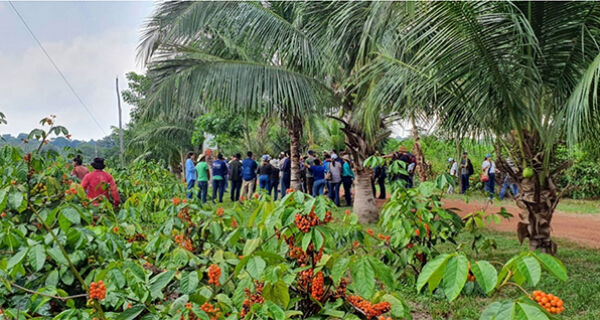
[116,77,124,167]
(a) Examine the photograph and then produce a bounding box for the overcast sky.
[0,1,154,140]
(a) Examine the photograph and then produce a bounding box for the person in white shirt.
[482,153,496,199]
[448,158,458,193]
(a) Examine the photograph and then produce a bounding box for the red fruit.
[207,264,221,286]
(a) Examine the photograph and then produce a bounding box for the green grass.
[184,189,600,319]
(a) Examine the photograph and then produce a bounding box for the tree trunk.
[411,116,427,182]
[285,114,303,191]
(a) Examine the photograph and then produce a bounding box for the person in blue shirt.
[185,152,196,199]
[241,151,258,200]
[211,153,228,203]
[304,159,326,196]
[280,153,291,197]
[341,155,355,206]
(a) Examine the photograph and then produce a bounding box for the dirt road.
[442,199,600,249]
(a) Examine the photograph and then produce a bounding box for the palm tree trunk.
[285,114,303,191]
[411,115,427,182]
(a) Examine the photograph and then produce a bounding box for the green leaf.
[350,256,375,299]
[516,256,541,286]
[7,248,28,269]
[263,280,290,309]
[480,301,517,320]
[330,256,350,285]
[416,253,451,293]
[442,254,469,301]
[471,261,498,294]
[150,270,176,299]
[517,301,551,320]
[45,269,59,287]
[265,300,285,320]
[243,238,261,257]
[29,245,46,272]
[181,271,199,294]
[115,305,145,320]
[8,191,23,212]
[382,293,410,319]
[367,256,395,289]
[247,257,266,280]
[301,230,312,251]
[47,246,68,265]
[61,207,80,225]
[125,262,147,282]
[532,252,567,281]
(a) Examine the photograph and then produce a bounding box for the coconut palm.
[139,1,405,222]
[364,1,600,253]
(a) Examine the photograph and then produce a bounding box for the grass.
[183,188,600,319]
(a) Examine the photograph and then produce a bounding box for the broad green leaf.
[247,256,266,280]
[442,254,469,301]
[350,256,375,299]
[265,300,285,320]
[8,191,23,212]
[126,262,147,282]
[367,256,395,289]
[29,245,46,272]
[480,301,518,320]
[416,253,451,292]
[47,247,68,265]
[263,280,290,309]
[7,248,28,269]
[516,256,541,286]
[61,207,80,225]
[150,270,176,299]
[45,269,59,287]
[115,305,145,320]
[532,252,567,281]
[382,293,409,319]
[471,261,497,294]
[181,271,199,294]
[243,238,261,256]
[517,301,551,320]
[330,256,350,285]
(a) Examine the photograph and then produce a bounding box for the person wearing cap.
[341,155,355,206]
[195,154,210,203]
[211,154,228,203]
[80,157,120,206]
[71,154,89,180]
[448,158,458,194]
[482,153,496,199]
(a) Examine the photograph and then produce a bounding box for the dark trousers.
[280,175,291,198]
[186,179,196,199]
[306,176,314,196]
[342,176,353,206]
[485,173,496,198]
[328,182,341,206]
[197,181,208,203]
[212,179,226,202]
[230,180,242,202]
[461,174,470,194]
[374,178,386,199]
[269,178,279,200]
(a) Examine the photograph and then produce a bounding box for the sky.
[0,1,155,140]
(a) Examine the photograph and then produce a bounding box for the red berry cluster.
[311,271,325,301]
[347,295,391,319]
[377,233,391,244]
[89,281,106,300]
[174,234,194,251]
[294,211,332,233]
[241,281,265,318]
[298,269,313,289]
[532,291,564,314]
[201,302,221,320]
[208,264,221,286]
[216,207,225,217]
[177,207,191,224]
[334,278,348,298]
[231,219,238,228]
[172,198,182,206]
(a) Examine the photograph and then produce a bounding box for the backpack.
[467,159,474,176]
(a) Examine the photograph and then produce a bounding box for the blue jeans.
[280,175,290,198]
[269,178,279,200]
[500,182,518,200]
[328,182,341,206]
[230,180,242,202]
[313,179,326,196]
[212,179,226,202]
[197,181,208,203]
[186,179,196,199]
[258,175,270,193]
[461,174,470,194]
[485,173,496,198]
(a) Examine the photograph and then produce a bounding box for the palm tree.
[364,1,600,253]
[138,1,403,222]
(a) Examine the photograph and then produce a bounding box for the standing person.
[211,154,228,203]
[460,152,474,194]
[327,154,343,206]
[305,150,316,194]
[71,154,89,180]
[184,152,196,199]
[482,154,496,199]
[305,159,326,196]
[258,155,273,194]
[341,155,355,206]
[280,153,291,197]
[269,156,280,200]
[81,158,120,206]
[195,155,210,203]
[228,153,243,202]
[241,151,258,200]
[448,158,458,194]
[372,165,386,199]
[384,147,414,188]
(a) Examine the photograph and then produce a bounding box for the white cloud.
[0,28,142,140]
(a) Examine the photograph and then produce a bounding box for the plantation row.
[0,146,567,319]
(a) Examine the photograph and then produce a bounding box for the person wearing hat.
[341,155,355,206]
[448,158,458,194]
[195,154,210,203]
[258,155,274,194]
[71,154,89,180]
[482,153,496,199]
[211,154,228,203]
[80,157,120,206]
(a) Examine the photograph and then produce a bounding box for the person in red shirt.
[81,158,120,206]
[71,155,89,180]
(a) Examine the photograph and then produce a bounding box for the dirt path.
[442,199,600,249]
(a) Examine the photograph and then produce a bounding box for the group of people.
[184,149,356,206]
[448,152,518,200]
[71,155,121,206]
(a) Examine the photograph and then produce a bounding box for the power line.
[8,1,108,136]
